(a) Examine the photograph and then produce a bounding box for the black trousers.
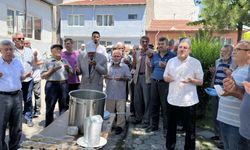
[45,81,68,127]
[150,79,168,129]
[166,103,196,150]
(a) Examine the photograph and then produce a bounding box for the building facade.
[60,0,147,49]
[0,0,61,53]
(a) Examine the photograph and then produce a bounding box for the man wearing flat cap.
[76,42,107,91]
[41,44,72,127]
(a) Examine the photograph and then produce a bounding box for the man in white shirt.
[91,31,108,60]
[163,39,204,150]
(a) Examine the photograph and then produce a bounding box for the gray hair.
[180,38,192,48]
[0,40,15,49]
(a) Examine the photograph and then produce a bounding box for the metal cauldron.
[68,89,106,134]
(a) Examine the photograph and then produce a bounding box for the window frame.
[67,14,85,27]
[128,14,138,20]
[96,14,114,27]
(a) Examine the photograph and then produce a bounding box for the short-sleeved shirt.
[239,65,250,139]
[14,47,33,82]
[214,58,232,86]
[62,50,80,84]
[163,56,204,107]
[105,63,132,100]
[151,52,176,80]
[41,57,72,81]
[217,65,249,127]
[0,57,24,91]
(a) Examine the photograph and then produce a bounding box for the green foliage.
[201,0,250,30]
[191,30,222,118]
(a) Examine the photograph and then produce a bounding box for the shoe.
[27,120,34,127]
[145,126,158,133]
[217,142,224,149]
[130,117,141,124]
[33,112,41,118]
[210,136,220,141]
[115,127,123,135]
[141,123,149,129]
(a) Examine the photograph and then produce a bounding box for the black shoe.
[210,136,220,141]
[115,127,123,135]
[130,118,141,124]
[33,112,41,118]
[217,142,224,149]
[27,120,34,127]
[145,126,158,133]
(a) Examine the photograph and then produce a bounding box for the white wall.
[0,0,55,52]
[154,0,199,21]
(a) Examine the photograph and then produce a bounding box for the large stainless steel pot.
[68,89,106,134]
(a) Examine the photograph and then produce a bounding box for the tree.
[198,0,250,42]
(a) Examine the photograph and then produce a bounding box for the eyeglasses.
[178,46,189,49]
[15,38,25,41]
[141,40,148,43]
[234,48,250,51]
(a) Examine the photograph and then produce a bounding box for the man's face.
[87,52,95,59]
[24,41,31,48]
[92,33,100,44]
[220,47,231,61]
[157,41,168,53]
[13,33,25,49]
[233,43,250,65]
[51,47,62,58]
[177,42,190,60]
[0,45,14,61]
[64,40,73,51]
[112,50,122,63]
[140,38,149,49]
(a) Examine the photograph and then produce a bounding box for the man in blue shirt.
[146,37,176,134]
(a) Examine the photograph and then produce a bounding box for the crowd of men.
[0,30,250,150]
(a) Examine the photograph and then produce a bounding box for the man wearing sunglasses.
[12,32,38,127]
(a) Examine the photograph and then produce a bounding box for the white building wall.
[153,0,199,21]
[0,0,56,52]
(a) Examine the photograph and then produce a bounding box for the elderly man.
[131,36,153,128]
[222,41,250,150]
[164,39,204,150]
[79,43,86,53]
[104,49,131,135]
[0,40,30,150]
[76,42,107,91]
[13,32,37,127]
[146,37,176,134]
[41,44,72,127]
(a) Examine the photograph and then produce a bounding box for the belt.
[153,79,165,82]
[0,90,20,96]
[139,73,145,75]
[48,80,67,84]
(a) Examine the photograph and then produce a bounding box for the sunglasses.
[234,48,250,51]
[15,38,25,41]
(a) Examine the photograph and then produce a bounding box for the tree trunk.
[237,22,243,42]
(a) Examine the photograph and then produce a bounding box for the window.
[128,14,137,20]
[96,15,114,26]
[68,14,84,26]
[124,41,131,44]
[26,16,33,38]
[16,11,25,33]
[224,38,232,45]
[34,17,41,40]
[7,9,14,35]
[100,41,112,47]
[73,40,84,50]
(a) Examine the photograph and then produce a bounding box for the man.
[24,40,43,118]
[76,42,107,91]
[209,45,234,143]
[41,44,72,127]
[131,36,153,128]
[62,38,80,92]
[104,50,131,135]
[13,32,36,127]
[164,39,204,150]
[79,43,85,53]
[91,31,108,59]
[222,41,250,150]
[146,37,176,135]
[0,40,30,150]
